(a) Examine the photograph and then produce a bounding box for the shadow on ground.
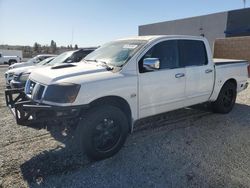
[20,103,250,187]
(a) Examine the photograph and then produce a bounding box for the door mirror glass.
[143,58,160,71]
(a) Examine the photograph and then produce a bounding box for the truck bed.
[213,58,249,66]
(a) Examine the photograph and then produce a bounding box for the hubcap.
[93,118,121,152]
[222,89,234,107]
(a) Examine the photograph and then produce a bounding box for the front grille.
[13,75,19,81]
[8,73,14,78]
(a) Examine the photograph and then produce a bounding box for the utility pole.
[243,0,246,8]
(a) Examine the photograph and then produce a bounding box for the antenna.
[71,27,74,46]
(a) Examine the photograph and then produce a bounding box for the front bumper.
[5,74,13,88]
[5,89,88,126]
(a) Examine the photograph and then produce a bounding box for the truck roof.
[117,35,205,42]
[36,54,57,57]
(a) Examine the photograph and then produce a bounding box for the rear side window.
[178,40,208,67]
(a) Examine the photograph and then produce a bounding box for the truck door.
[178,40,214,106]
[138,40,186,119]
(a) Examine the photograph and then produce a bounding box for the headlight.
[19,72,30,82]
[43,83,81,103]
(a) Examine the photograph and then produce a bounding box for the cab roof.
[117,35,205,42]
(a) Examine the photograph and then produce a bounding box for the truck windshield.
[25,57,39,64]
[36,57,55,66]
[47,51,74,66]
[84,40,147,67]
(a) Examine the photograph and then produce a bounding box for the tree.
[33,42,39,52]
[42,45,49,53]
[74,44,78,49]
[50,40,57,53]
[33,42,41,53]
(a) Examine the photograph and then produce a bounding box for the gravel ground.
[0,65,250,188]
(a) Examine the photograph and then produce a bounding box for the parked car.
[0,52,21,65]
[5,35,250,160]
[8,54,56,70]
[8,57,55,88]
[7,48,96,88]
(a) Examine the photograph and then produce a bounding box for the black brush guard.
[5,89,88,126]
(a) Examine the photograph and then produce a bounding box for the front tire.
[212,81,237,114]
[76,105,129,160]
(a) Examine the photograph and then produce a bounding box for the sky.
[0,0,249,47]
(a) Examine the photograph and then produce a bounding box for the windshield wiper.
[84,59,113,71]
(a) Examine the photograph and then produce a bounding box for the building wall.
[214,36,250,62]
[139,8,250,49]
[139,12,227,47]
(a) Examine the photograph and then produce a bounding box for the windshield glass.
[36,57,55,66]
[47,51,74,66]
[84,40,147,67]
[25,57,37,64]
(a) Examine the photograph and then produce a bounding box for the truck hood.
[6,65,35,75]
[30,62,110,85]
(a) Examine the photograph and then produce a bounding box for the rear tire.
[76,105,129,160]
[212,81,237,114]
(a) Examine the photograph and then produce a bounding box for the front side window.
[139,40,179,73]
[178,40,208,67]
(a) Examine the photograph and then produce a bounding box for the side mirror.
[143,58,160,71]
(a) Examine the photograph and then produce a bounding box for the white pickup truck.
[0,53,21,65]
[5,35,250,160]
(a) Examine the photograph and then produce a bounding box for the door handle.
[175,73,185,78]
[205,69,213,73]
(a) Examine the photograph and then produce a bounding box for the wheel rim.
[92,118,121,152]
[222,89,234,108]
